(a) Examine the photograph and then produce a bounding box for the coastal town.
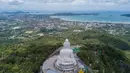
[1,12,130,44]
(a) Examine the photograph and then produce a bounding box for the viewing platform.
[41,39,91,73]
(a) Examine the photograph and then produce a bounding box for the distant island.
[52,12,99,16]
[121,14,130,17]
[0,11,30,14]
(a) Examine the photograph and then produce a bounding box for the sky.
[0,0,130,11]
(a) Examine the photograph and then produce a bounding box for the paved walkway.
[42,55,57,72]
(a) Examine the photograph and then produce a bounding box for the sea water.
[51,11,130,23]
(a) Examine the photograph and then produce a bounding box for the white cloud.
[0,0,129,5]
[117,0,129,4]
[0,0,130,11]
[37,0,74,3]
[72,0,88,5]
[36,0,129,4]
[9,0,24,5]
[0,0,24,5]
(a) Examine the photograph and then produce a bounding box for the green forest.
[0,36,62,73]
[0,30,130,73]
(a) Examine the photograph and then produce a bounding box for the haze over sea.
[52,11,130,23]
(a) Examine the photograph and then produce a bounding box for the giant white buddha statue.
[55,39,77,72]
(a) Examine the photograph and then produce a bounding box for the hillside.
[78,41,130,73]
[0,36,62,73]
[77,30,130,73]
[0,30,130,73]
[121,14,130,17]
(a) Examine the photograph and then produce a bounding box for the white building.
[55,39,77,72]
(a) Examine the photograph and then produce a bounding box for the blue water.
[52,11,130,23]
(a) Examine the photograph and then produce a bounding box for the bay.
[51,11,130,23]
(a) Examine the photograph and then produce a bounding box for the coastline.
[50,16,130,24]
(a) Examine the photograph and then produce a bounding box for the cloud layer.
[0,0,130,11]
[0,0,24,5]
